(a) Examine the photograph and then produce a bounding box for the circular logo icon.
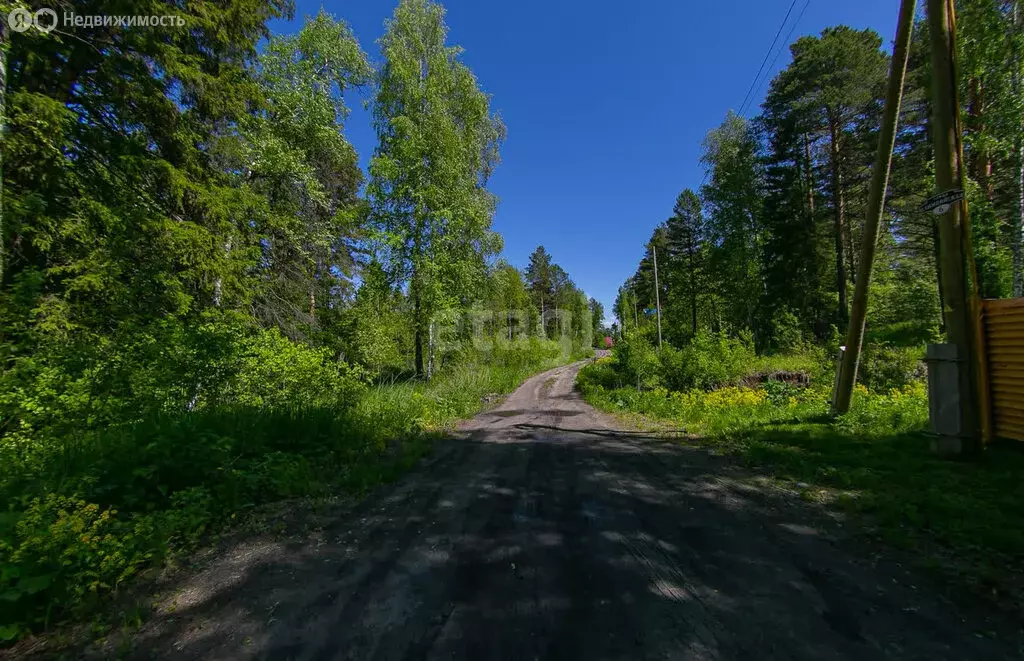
[8,7,32,32]
[33,8,57,33]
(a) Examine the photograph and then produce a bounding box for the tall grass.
[578,356,926,437]
[0,336,584,643]
[578,353,1024,605]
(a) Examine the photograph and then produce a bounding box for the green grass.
[578,356,1024,605]
[745,350,829,378]
[714,425,1024,570]
[358,340,582,432]
[0,339,586,644]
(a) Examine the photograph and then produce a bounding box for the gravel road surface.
[124,360,1020,660]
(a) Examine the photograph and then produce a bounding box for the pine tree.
[664,189,706,338]
[525,245,556,334]
[588,297,605,345]
[764,27,888,327]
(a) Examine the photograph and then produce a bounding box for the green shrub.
[577,364,829,436]
[156,486,215,550]
[217,328,366,410]
[580,355,928,440]
[576,356,622,391]
[768,308,805,353]
[836,383,929,436]
[613,333,661,390]
[658,331,755,391]
[858,343,925,392]
[0,334,575,643]
[0,495,149,639]
[246,452,319,500]
[865,320,941,347]
[761,379,802,406]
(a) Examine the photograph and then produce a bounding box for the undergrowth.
[578,346,1024,603]
[0,333,580,643]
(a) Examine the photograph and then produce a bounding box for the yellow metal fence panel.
[982,298,1024,442]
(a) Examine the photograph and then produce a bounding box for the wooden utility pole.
[1015,0,1024,298]
[832,0,916,413]
[926,0,981,452]
[653,245,663,349]
[0,18,6,285]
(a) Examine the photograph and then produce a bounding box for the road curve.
[125,360,1019,660]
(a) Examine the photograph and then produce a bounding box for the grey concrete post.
[926,343,964,455]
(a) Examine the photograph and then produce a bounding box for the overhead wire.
[737,0,799,117]
[748,0,812,115]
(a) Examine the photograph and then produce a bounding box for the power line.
[749,0,812,114]
[737,0,799,117]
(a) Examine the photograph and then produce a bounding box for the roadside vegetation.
[592,1,1024,609]
[4,0,1023,648]
[582,329,1024,607]
[1,335,582,643]
[0,0,603,645]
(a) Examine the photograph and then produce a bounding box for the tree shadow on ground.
[104,425,1023,661]
[696,424,1024,618]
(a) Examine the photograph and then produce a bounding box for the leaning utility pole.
[1014,0,1024,298]
[926,0,981,453]
[0,17,6,285]
[832,0,916,414]
[653,245,663,349]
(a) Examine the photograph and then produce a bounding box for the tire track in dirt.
[120,359,1023,661]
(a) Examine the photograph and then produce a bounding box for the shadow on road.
[511,422,691,440]
[118,422,1022,661]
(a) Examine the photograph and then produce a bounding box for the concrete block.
[925,343,961,439]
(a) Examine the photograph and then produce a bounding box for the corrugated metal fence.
[980,297,1024,442]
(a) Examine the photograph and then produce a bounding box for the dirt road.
[125,360,1020,660]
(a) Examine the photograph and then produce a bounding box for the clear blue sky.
[273,0,899,325]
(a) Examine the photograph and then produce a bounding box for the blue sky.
[273,0,899,324]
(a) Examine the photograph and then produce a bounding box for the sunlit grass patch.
[577,354,1024,605]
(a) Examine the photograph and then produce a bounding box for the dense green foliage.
[0,0,595,642]
[602,15,1024,588]
[617,3,1024,354]
[4,0,1022,645]
[0,334,575,640]
[579,349,925,438]
[592,2,1024,581]
[368,0,505,376]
